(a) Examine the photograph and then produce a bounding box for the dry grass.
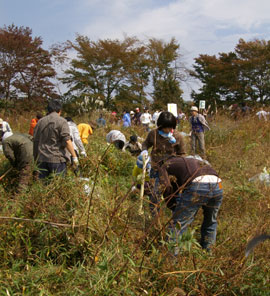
[0,112,270,295]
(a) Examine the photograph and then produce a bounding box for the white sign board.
[199,100,206,109]
[167,103,178,117]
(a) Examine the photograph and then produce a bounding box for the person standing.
[152,110,161,126]
[77,123,93,144]
[134,108,141,126]
[33,100,78,179]
[1,131,33,191]
[189,106,210,158]
[159,156,223,254]
[122,111,131,127]
[29,112,43,136]
[140,108,152,132]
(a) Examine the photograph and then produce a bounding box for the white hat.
[130,111,134,114]
[190,106,198,112]
[2,131,13,141]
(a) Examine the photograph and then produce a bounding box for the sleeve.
[88,125,93,135]
[174,132,186,156]
[73,126,86,153]
[3,141,15,166]
[60,121,72,144]
[142,130,154,150]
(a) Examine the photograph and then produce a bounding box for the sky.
[1,0,270,100]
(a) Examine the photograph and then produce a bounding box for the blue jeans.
[37,162,67,179]
[171,182,223,249]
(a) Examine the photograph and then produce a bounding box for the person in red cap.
[134,108,141,126]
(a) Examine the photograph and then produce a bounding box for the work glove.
[72,156,79,168]
[81,151,87,158]
[140,150,149,157]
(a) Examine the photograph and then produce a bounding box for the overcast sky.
[1,0,270,100]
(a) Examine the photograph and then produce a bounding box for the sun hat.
[190,106,198,112]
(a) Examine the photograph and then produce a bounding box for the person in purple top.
[189,106,210,158]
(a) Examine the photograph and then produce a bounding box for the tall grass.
[0,113,270,295]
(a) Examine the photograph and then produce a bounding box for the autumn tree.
[0,24,56,107]
[61,35,149,110]
[146,38,184,110]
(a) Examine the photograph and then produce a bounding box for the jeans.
[191,132,205,157]
[37,162,67,179]
[171,181,223,249]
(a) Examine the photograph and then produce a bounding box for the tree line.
[1,24,270,112]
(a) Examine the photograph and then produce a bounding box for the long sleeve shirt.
[3,133,33,168]
[142,129,186,169]
[33,112,71,163]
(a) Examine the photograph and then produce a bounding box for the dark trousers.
[37,162,67,179]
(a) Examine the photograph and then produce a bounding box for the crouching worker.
[1,131,33,192]
[123,135,142,156]
[106,130,126,150]
[159,156,223,253]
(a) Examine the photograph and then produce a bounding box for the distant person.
[158,156,223,254]
[122,111,131,127]
[189,106,210,158]
[65,117,87,158]
[33,100,78,179]
[130,111,135,124]
[96,114,106,127]
[106,130,126,150]
[78,123,93,144]
[1,131,33,192]
[140,108,152,132]
[123,135,142,156]
[152,110,161,126]
[29,112,43,136]
[134,108,141,126]
[256,107,268,121]
[0,118,12,133]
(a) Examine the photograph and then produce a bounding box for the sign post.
[167,103,178,117]
[199,100,206,110]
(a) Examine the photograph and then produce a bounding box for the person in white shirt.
[65,117,87,158]
[140,108,152,132]
[256,108,268,121]
[152,110,161,126]
[0,118,12,133]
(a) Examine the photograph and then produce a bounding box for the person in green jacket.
[1,131,33,192]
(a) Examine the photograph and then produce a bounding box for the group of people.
[1,101,222,255]
[0,100,95,191]
[106,108,221,254]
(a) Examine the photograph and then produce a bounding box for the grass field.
[0,112,270,295]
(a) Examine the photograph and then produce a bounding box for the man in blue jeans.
[159,156,223,253]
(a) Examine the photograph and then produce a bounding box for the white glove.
[72,156,79,166]
[140,150,148,157]
[81,151,87,157]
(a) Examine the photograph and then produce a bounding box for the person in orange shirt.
[29,113,43,136]
[77,123,93,144]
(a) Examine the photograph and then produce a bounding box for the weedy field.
[0,112,270,296]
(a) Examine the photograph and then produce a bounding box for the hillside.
[0,113,270,295]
